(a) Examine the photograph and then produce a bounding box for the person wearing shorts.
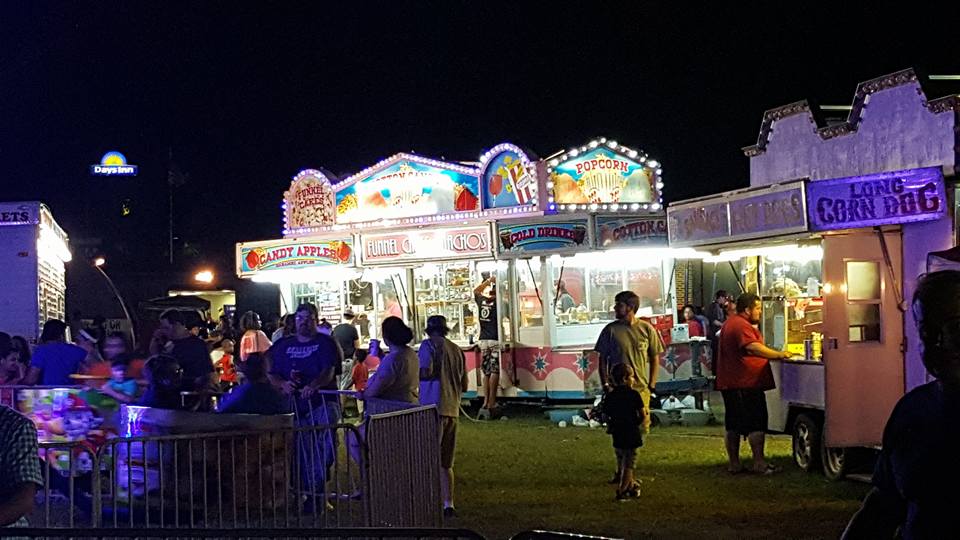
[474,276,500,416]
[419,316,468,518]
[716,292,791,475]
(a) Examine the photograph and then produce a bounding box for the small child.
[602,363,645,500]
[351,339,382,416]
[100,355,139,404]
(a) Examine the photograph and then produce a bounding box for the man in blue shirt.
[269,302,342,510]
[843,271,960,539]
[24,319,87,385]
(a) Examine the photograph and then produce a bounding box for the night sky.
[2,2,955,274]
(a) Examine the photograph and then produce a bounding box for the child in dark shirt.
[602,363,645,500]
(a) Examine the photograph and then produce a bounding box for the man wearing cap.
[419,315,468,518]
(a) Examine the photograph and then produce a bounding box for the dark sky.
[2,2,955,274]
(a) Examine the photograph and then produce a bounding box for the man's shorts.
[721,388,769,436]
[439,415,458,469]
[479,340,501,376]
[615,447,637,470]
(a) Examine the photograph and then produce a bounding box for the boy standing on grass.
[603,363,645,500]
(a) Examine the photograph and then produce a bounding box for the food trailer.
[668,68,957,478]
[238,139,705,402]
[0,202,71,342]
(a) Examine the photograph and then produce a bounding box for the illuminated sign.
[238,238,353,276]
[497,220,590,254]
[90,151,138,176]
[283,169,336,233]
[0,202,38,226]
[547,139,662,212]
[478,143,537,209]
[334,154,480,224]
[596,216,668,248]
[806,167,945,231]
[361,226,491,264]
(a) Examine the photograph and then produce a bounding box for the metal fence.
[10,388,444,531]
[366,404,442,528]
[8,527,486,539]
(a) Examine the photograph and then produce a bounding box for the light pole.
[93,257,137,349]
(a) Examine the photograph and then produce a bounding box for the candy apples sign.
[238,239,353,276]
[283,169,336,233]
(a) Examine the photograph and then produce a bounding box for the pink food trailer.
[668,68,958,478]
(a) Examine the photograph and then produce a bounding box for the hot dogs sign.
[238,239,353,276]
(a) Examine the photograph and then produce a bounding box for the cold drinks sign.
[806,167,945,231]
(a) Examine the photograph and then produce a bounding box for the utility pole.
[168,147,174,265]
[167,148,189,265]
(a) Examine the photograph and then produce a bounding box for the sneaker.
[477,408,491,420]
[443,506,458,518]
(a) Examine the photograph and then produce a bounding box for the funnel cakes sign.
[334,154,480,224]
[547,139,661,212]
[283,169,336,233]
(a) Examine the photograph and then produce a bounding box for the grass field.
[450,413,869,540]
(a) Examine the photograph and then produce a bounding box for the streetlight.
[92,257,137,348]
[195,270,214,284]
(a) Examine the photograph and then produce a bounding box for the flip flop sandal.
[754,464,782,475]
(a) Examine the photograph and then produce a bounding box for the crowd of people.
[0,300,470,526]
[4,270,957,534]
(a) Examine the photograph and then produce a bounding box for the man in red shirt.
[717,292,791,474]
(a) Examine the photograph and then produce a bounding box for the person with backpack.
[418,315,468,518]
[601,362,646,501]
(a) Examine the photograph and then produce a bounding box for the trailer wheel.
[792,414,821,472]
[821,444,847,481]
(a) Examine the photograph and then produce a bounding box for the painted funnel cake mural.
[334,156,480,224]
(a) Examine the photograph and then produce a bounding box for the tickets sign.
[362,226,491,264]
[238,239,353,276]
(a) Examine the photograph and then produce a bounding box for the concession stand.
[238,138,705,402]
[668,68,958,478]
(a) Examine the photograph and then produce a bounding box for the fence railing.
[9,527,487,539]
[10,387,444,531]
[366,403,442,528]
